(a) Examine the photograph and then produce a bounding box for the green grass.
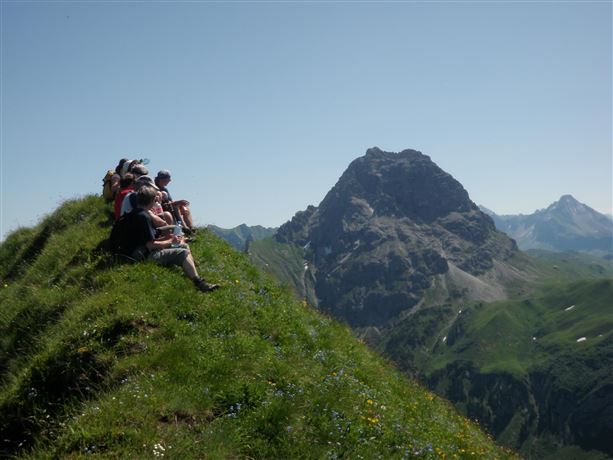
[423,278,613,377]
[0,196,516,459]
[525,249,613,280]
[248,237,316,303]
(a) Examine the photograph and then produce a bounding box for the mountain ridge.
[0,196,516,459]
[248,148,613,459]
[207,223,277,252]
[273,147,518,327]
[481,195,613,254]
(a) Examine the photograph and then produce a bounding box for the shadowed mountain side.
[273,147,518,327]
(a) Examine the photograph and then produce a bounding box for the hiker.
[121,176,174,230]
[152,191,174,226]
[103,158,129,202]
[120,159,138,176]
[154,170,195,234]
[120,170,151,216]
[114,173,135,220]
[117,186,219,292]
[130,163,149,178]
[111,158,129,194]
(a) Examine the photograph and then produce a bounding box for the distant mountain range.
[247,148,613,459]
[207,224,276,251]
[480,195,613,254]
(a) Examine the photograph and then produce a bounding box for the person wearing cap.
[120,186,219,293]
[155,170,194,234]
[130,163,149,178]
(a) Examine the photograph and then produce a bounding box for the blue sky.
[1,1,611,239]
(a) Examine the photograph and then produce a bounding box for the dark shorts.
[148,246,190,266]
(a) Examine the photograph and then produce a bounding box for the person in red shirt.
[114,173,135,220]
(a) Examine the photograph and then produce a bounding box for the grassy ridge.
[426,279,613,376]
[0,196,516,459]
[378,278,613,459]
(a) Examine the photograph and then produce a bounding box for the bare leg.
[179,205,193,229]
[149,212,168,228]
[182,250,199,280]
[162,211,174,225]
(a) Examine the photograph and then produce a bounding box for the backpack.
[102,170,115,202]
[109,210,145,260]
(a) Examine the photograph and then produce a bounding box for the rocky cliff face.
[276,148,517,326]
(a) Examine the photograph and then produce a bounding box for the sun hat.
[135,175,159,191]
[131,163,149,176]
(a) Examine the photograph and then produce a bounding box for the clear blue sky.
[1,1,611,240]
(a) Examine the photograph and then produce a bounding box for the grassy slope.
[367,247,613,459]
[0,196,516,459]
[248,238,310,297]
[424,279,613,376]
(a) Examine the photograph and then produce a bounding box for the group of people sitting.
[105,158,219,293]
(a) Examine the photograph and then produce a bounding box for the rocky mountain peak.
[318,147,476,226]
[276,148,517,327]
[548,194,583,214]
[559,194,577,203]
[488,195,613,252]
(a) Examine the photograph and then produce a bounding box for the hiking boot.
[193,277,220,293]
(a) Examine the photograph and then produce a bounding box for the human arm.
[145,233,184,251]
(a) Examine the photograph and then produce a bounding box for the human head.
[119,173,135,190]
[131,163,149,178]
[115,158,129,175]
[155,170,171,187]
[134,175,159,191]
[136,186,158,208]
[121,159,134,176]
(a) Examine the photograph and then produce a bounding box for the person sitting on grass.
[154,170,195,235]
[120,186,219,293]
[121,176,176,234]
[114,173,135,220]
[152,191,174,226]
[111,158,129,195]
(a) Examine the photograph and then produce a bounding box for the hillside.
[378,279,613,460]
[0,196,515,459]
[247,148,613,459]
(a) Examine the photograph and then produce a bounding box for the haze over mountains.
[207,224,276,252]
[480,195,613,254]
